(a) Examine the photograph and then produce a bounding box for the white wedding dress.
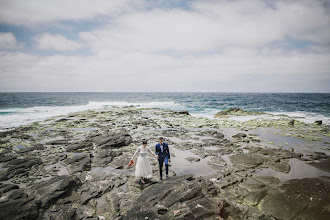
[133,146,153,177]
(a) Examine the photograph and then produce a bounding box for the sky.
[0,0,329,92]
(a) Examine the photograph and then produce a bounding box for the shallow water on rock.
[221,127,330,156]
[170,146,217,176]
[28,133,38,138]
[253,158,330,182]
[204,146,221,150]
[221,154,234,166]
[14,144,26,150]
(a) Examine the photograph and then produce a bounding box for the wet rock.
[314,120,322,125]
[5,157,42,169]
[0,183,19,195]
[259,177,330,220]
[92,130,132,149]
[309,158,330,172]
[110,154,131,169]
[67,138,93,152]
[0,129,15,138]
[62,154,91,174]
[45,139,68,145]
[207,157,227,168]
[0,195,40,220]
[270,161,291,173]
[94,149,123,166]
[122,175,225,220]
[75,173,129,215]
[252,176,280,186]
[288,119,295,126]
[0,154,17,162]
[1,157,42,180]
[214,108,264,118]
[17,144,45,154]
[232,133,247,139]
[244,188,269,206]
[176,111,190,115]
[185,157,200,162]
[239,182,266,192]
[35,175,81,209]
[198,130,225,139]
[230,154,264,168]
[41,204,76,220]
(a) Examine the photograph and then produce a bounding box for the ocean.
[0,92,329,130]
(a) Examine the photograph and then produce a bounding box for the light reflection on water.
[253,158,330,182]
[170,146,217,177]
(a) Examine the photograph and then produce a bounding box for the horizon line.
[0,91,329,94]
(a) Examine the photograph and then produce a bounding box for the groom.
[155,137,171,180]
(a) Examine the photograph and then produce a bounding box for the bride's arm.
[131,146,140,160]
[147,146,157,157]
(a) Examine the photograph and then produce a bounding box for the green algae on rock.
[214,108,266,118]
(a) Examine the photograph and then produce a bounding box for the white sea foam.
[0,101,182,131]
[269,111,330,125]
[206,111,330,125]
[0,101,329,131]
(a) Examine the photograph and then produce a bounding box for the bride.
[131,140,157,183]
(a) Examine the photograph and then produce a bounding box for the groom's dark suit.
[155,142,170,179]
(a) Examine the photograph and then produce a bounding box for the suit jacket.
[155,142,170,159]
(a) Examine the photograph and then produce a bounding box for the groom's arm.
[167,144,170,159]
[155,145,158,156]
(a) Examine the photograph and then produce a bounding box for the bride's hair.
[142,140,147,145]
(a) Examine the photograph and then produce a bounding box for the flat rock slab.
[185,157,200,162]
[230,154,264,168]
[252,176,281,186]
[309,158,330,173]
[92,131,132,149]
[35,175,81,209]
[259,177,330,220]
[232,133,247,139]
[270,161,291,173]
[122,175,226,220]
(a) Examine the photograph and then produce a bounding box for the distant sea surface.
[0,92,329,130]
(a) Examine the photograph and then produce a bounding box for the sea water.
[0,92,329,130]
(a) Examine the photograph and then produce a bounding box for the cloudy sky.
[0,0,329,92]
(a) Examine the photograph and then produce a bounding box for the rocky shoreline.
[0,106,329,219]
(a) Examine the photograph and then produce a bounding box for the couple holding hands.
[130,137,171,183]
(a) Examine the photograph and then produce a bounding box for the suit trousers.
[158,156,169,179]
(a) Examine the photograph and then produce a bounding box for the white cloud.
[79,0,329,55]
[0,33,18,50]
[0,0,329,92]
[35,33,82,51]
[0,48,329,92]
[0,0,145,27]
